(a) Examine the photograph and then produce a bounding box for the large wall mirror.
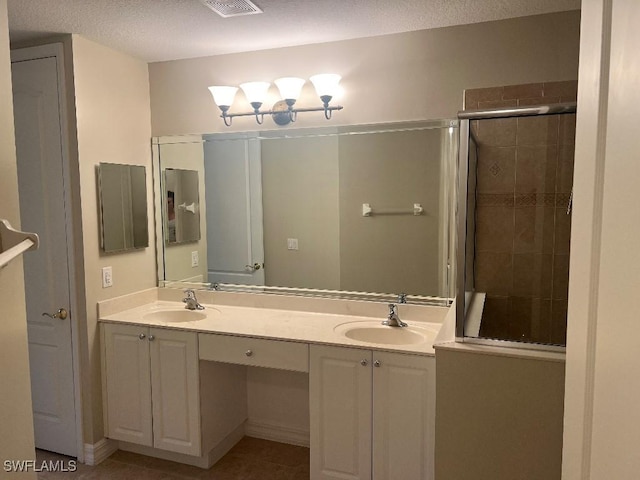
[152,120,458,304]
[97,162,149,253]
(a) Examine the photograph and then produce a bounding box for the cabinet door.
[149,328,201,456]
[372,353,435,480]
[310,345,372,480]
[102,323,153,446]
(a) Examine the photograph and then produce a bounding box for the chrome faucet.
[183,289,204,310]
[383,303,407,327]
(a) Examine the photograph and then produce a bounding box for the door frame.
[11,42,85,462]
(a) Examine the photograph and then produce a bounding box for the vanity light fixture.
[208,74,343,127]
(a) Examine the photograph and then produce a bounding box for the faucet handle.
[183,288,195,298]
[388,303,397,316]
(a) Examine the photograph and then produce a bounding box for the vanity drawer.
[198,333,309,372]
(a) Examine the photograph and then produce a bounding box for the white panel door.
[102,323,153,446]
[11,50,77,456]
[149,328,201,456]
[310,345,372,480]
[372,352,435,480]
[204,137,265,285]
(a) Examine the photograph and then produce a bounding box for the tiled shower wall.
[465,81,577,345]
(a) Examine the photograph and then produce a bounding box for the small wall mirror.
[97,163,149,253]
[163,168,201,245]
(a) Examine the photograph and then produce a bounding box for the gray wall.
[435,348,565,480]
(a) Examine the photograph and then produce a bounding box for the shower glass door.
[456,95,576,349]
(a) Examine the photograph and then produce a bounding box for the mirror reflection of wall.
[163,168,201,245]
[155,120,458,300]
[97,163,149,253]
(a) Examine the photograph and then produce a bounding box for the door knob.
[42,308,68,320]
[245,262,263,272]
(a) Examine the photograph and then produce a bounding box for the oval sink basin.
[335,321,437,346]
[143,309,209,323]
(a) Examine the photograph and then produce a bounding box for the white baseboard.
[245,419,310,447]
[83,438,118,465]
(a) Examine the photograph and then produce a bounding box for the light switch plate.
[191,251,199,267]
[102,266,113,288]
[287,238,299,250]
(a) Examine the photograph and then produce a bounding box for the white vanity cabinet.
[101,323,201,456]
[310,345,435,480]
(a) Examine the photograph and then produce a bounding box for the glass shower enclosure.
[456,102,576,350]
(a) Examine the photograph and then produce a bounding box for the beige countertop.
[98,288,451,356]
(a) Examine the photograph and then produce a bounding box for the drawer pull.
[139,333,146,340]
[374,360,381,367]
[360,359,368,366]
[245,349,253,357]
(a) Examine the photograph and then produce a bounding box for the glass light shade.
[240,81,271,104]
[208,86,238,107]
[274,77,305,101]
[310,74,341,98]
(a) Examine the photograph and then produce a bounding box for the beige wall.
[156,139,208,283]
[70,35,155,442]
[261,135,340,289]
[0,0,37,476]
[435,348,565,480]
[148,11,580,136]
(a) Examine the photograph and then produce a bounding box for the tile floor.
[36,437,310,479]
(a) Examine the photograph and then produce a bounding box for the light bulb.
[208,86,238,109]
[275,77,305,105]
[309,74,341,102]
[240,81,271,109]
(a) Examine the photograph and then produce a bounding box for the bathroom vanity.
[99,287,449,479]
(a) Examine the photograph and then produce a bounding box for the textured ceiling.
[7,0,580,63]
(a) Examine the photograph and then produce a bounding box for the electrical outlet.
[102,266,113,288]
[287,238,299,250]
[191,251,199,267]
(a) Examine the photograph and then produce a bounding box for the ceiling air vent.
[199,0,263,18]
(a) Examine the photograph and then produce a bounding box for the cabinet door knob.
[374,360,381,367]
[148,335,155,341]
[139,333,146,340]
[360,359,368,366]
[245,349,253,357]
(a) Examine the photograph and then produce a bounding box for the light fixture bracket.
[272,100,293,126]
[220,102,343,127]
